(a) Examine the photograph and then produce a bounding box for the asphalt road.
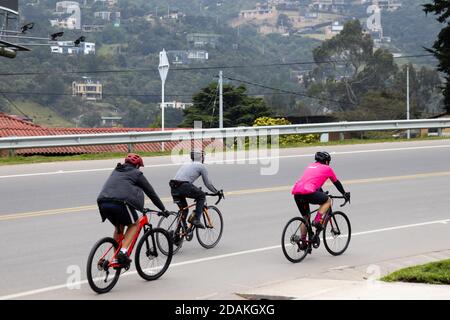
[1,140,450,299]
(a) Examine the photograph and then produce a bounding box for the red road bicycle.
[87,208,173,294]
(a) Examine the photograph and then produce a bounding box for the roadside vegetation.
[382,259,450,285]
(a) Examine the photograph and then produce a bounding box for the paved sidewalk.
[237,249,450,300]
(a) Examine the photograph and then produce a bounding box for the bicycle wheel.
[135,227,173,281]
[323,211,351,256]
[196,206,223,249]
[86,237,121,294]
[157,213,184,255]
[281,217,309,263]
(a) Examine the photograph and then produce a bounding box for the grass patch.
[382,259,450,285]
[9,101,74,127]
[279,135,450,148]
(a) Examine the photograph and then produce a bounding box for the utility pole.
[407,64,410,139]
[219,70,223,129]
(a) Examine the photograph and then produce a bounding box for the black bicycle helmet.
[315,151,331,164]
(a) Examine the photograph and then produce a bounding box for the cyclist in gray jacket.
[169,150,221,229]
[97,153,168,266]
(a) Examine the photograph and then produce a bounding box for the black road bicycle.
[157,192,224,255]
[281,193,351,263]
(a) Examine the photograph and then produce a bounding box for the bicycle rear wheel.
[135,227,173,281]
[281,217,309,263]
[157,213,184,255]
[86,237,121,294]
[323,211,351,256]
[196,206,223,249]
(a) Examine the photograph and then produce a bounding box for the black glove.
[159,209,170,218]
[217,190,224,198]
[344,192,351,202]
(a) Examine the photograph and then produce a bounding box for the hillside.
[0,0,444,127]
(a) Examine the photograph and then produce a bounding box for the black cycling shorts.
[98,201,139,227]
[294,191,329,216]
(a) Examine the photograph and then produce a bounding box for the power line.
[0,91,193,98]
[0,90,302,99]
[224,76,347,105]
[0,54,434,77]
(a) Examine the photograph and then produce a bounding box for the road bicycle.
[281,193,351,263]
[157,191,224,255]
[87,208,173,294]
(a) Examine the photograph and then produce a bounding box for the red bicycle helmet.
[125,153,144,168]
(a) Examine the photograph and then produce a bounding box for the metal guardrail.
[0,119,449,150]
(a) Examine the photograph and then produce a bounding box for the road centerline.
[1,170,450,221]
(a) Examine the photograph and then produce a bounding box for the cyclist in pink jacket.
[292,151,350,248]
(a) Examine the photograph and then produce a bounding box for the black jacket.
[97,163,165,212]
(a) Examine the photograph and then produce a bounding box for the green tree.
[424,0,450,112]
[181,83,272,128]
[277,14,292,29]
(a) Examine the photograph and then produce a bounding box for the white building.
[330,21,344,34]
[187,50,209,61]
[160,101,193,110]
[51,41,95,55]
[239,4,275,19]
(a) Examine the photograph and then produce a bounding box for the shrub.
[253,117,319,146]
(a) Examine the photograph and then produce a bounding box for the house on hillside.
[50,1,81,30]
[94,11,121,26]
[239,3,276,19]
[167,50,209,65]
[51,41,96,55]
[72,78,103,101]
[187,33,221,48]
[160,101,193,110]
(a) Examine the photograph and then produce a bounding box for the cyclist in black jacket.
[97,153,168,266]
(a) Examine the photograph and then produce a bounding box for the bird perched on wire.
[21,23,34,34]
[74,36,86,46]
[50,32,64,41]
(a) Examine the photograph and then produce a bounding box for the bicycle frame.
[172,204,214,237]
[302,197,340,245]
[98,214,153,269]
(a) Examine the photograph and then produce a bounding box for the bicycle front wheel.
[135,227,173,281]
[196,206,223,249]
[323,211,351,256]
[86,237,121,294]
[281,217,309,263]
[157,213,184,255]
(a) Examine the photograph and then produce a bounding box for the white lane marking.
[1,143,450,179]
[1,217,449,300]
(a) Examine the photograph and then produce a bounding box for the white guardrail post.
[0,119,449,152]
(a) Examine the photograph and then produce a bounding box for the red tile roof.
[0,113,186,155]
